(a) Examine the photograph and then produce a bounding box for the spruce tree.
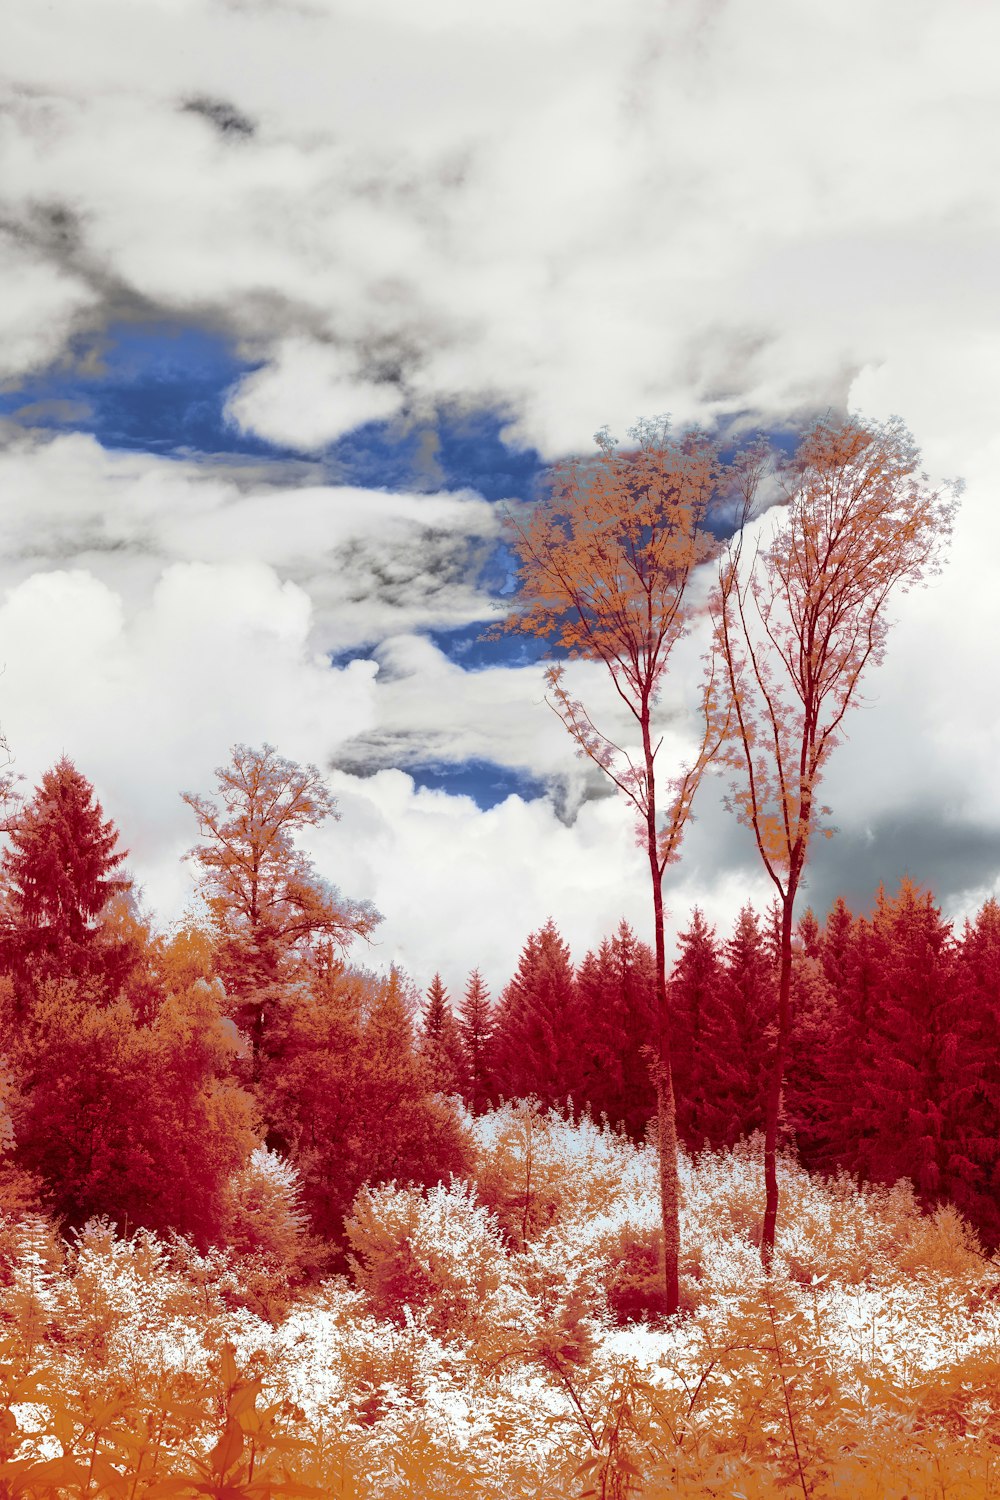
[697,905,775,1149]
[491,919,579,1108]
[781,925,838,1168]
[667,908,726,1151]
[575,920,657,1139]
[850,881,971,1206]
[953,899,1000,1246]
[456,969,494,1114]
[0,758,134,997]
[418,973,467,1095]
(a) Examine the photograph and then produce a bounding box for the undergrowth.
[0,1101,998,1498]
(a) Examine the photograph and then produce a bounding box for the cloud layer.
[0,0,998,992]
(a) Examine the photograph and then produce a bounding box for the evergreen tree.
[797,907,822,960]
[800,897,885,1175]
[0,758,135,998]
[849,881,973,1206]
[575,920,657,1140]
[490,919,579,1108]
[782,926,838,1167]
[667,908,726,1151]
[698,905,775,1149]
[953,898,1000,1246]
[260,963,471,1251]
[456,969,494,1115]
[3,974,256,1244]
[418,973,467,1095]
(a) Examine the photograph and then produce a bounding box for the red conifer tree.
[850,881,976,1209]
[575,920,658,1139]
[697,906,775,1149]
[456,969,494,1114]
[0,758,135,998]
[418,973,467,1095]
[491,919,580,1108]
[668,908,728,1152]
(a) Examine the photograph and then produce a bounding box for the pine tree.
[668,908,726,1151]
[418,973,467,1096]
[575,920,658,1140]
[456,969,494,1115]
[782,928,838,1167]
[814,900,881,1177]
[491,919,579,1108]
[0,758,134,998]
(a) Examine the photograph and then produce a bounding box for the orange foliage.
[183,744,380,1066]
[713,412,959,1272]
[499,417,735,1319]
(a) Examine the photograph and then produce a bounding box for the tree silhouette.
[499,417,732,1313]
[183,744,380,1068]
[712,413,958,1269]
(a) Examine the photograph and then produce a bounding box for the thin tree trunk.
[648,792,681,1317]
[760,891,795,1271]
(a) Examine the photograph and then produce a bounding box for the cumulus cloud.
[0,430,502,648]
[0,560,377,917]
[1,0,998,979]
[2,0,995,452]
[225,338,405,450]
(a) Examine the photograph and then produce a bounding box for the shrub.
[345,1178,509,1336]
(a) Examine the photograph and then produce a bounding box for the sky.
[2,0,999,999]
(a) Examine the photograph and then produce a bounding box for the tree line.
[0,747,996,1283]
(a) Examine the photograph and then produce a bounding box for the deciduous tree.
[183,744,380,1067]
[500,417,731,1314]
[713,413,958,1269]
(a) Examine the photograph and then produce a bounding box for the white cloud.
[225,338,405,450]
[0,0,998,977]
[4,0,997,452]
[0,561,378,918]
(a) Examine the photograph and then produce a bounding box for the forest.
[0,745,999,1499]
[1,415,998,1498]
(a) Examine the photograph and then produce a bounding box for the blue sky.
[0,318,553,810]
[1,0,997,992]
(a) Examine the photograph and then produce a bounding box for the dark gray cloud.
[664,779,1000,929]
[180,96,256,139]
[792,813,1000,924]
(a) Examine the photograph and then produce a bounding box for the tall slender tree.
[499,417,733,1316]
[713,413,958,1269]
[456,969,494,1114]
